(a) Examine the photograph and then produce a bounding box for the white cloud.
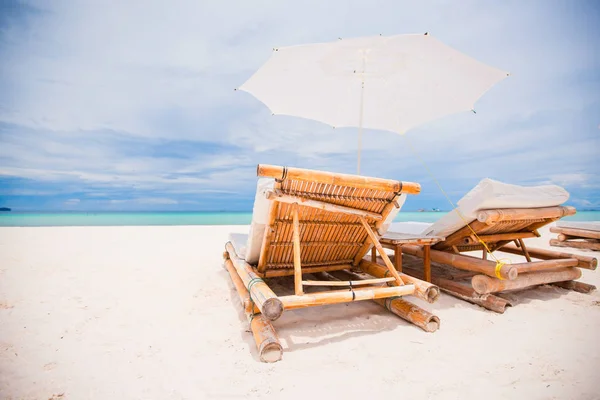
[0,0,598,209]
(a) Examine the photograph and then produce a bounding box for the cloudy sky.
[0,0,598,211]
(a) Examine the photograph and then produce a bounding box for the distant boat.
[0,207,11,212]
[432,208,441,212]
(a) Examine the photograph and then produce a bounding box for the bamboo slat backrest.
[256,164,419,272]
[434,206,576,252]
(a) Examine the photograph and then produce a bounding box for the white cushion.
[421,178,570,238]
[389,221,432,235]
[245,178,275,264]
[377,194,407,235]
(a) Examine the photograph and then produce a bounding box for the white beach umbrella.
[238,33,509,174]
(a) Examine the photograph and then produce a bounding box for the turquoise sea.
[0,211,598,227]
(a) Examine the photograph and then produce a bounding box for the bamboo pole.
[260,263,352,278]
[557,233,573,242]
[499,243,597,270]
[374,297,440,332]
[551,280,597,294]
[266,190,383,221]
[224,260,283,363]
[423,245,431,282]
[433,277,511,313]
[279,284,415,310]
[550,239,600,251]
[556,234,598,243]
[256,164,420,194]
[512,258,579,273]
[358,216,404,286]
[353,193,405,265]
[225,242,284,321]
[462,231,537,245]
[550,226,600,240]
[302,277,395,287]
[394,246,403,272]
[471,267,582,295]
[517,238,532,262]
[291,204,303,296]
[402,244,517,280]
[476,206,576,225]
[359,259,440,303]
[312,271,440,332]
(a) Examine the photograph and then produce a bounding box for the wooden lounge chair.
[223,164,441,362]
[382,178,598,313]
[550,221,600,251]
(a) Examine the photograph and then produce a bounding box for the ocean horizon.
[1,210,599,227]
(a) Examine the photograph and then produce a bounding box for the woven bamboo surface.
[264,177,399,271]
[435,217,555,252]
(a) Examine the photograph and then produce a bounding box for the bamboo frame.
[292,203,303,295]
[359,216,404,285]
[396,263,513,313]
[223,164,427,359]
[433,276,512,314]
[278,284,415,310]
[374,298,440,333]
[225,242,284,321]
[499,244,597,270]
[471,267,582,295]
[267,190,383,221]
[392,205,597,311]
[476,206,576,224]
[302,277,395,286]
[224,259,283,362]
[402,244,517,280]
[311,271,440,332]
[358,259,440,303]
[257,164,420,194]
[550,226,600,240]
[550,239,600,251]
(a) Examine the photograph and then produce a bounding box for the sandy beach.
[1,223,599,399]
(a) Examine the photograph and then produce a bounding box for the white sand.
[1,224,599,399]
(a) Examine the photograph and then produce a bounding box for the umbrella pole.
[357,57,366,175]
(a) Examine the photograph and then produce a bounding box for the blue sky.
[0,0,599,211]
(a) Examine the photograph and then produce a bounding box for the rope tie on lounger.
[246,277,263,325]
[348,280,356,301]
[385,296,401,310]
[401,135,507,280]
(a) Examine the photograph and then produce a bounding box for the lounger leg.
[518,238,532,262]
[394,245,403,273]
[423,245,431,283]
[371,247,377,263]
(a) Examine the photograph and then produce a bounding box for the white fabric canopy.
[239,33,509,135]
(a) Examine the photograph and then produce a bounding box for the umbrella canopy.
[238,33,509,172]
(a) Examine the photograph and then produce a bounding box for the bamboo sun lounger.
[223,164,440,362]
[381,178,598,313]
[549,221,600,251]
